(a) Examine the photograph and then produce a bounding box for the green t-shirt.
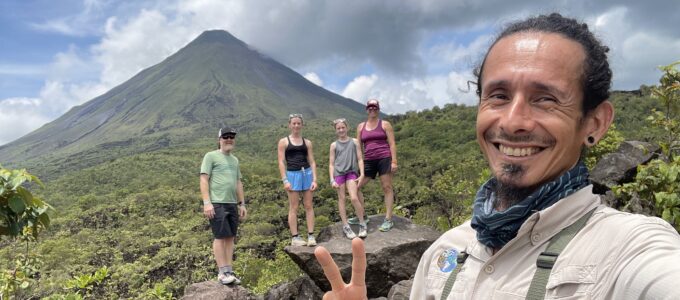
[200,150,242,204]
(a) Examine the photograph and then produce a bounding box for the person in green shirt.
[200,127,247,285]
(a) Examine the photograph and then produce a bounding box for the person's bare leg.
[379,173,394,219]
[287,191,300,235]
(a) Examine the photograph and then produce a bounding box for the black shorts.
[209,203,239,239]
[364,157,392,179]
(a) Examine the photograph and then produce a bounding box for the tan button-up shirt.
[411,185,680,299]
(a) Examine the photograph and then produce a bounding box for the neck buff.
[471,161,589,249]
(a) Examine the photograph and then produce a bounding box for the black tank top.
[285,136,310,171]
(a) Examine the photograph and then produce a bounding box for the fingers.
[350,238,367,286]
[314,246,346,292]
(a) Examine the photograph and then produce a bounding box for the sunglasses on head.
[221,134,236,139]
[289,113,303,119]
[333,118,346,124]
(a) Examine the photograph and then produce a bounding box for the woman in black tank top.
[277,114,318,247]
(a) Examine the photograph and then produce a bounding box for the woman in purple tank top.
[351,99,398,232]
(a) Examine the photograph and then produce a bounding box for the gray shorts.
[209,203,239,239]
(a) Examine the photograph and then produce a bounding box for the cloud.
[593,7,680,89]
[304,72,323,86]
[0,98,51,145]
[0,64,46,76]
[342,74,379,103]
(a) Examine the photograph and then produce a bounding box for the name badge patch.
[437,248,458,273]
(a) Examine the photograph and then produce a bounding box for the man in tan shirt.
[313,13,680,300]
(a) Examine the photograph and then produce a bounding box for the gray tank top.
[333,139,359,176]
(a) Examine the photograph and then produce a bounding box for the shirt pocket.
[544,265,596,299]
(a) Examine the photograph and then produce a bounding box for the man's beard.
[494,163,539,211]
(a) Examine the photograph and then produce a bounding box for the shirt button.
[484,264,495,274]
[531,233,541,243]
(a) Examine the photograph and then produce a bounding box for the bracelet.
[239,202,246,206]
[330,179,335,185]
[202,199,211,205]
[282,178,289,184]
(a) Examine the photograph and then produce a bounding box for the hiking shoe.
[342,225,357,239]
[358,224,368,238]
[218,272,241,285]
[291,236,307,246]
[348,216,370,225]
[307,235,317,247]
[379,219,394,232]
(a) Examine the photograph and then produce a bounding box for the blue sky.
[1,0,680,145]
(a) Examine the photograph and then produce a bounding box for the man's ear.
[585,100,615,146]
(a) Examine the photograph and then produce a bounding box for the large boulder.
[590,141,660,194]
[387,279,412,300]
[263,275,324,300]
[181,281,256,300]
[284,215,441,298]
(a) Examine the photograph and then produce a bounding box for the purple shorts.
[333,171,358,185]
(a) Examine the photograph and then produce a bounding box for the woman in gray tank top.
[329,118,367,239]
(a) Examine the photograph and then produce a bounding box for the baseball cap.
[218,127,237,137]
[366,99,380,109]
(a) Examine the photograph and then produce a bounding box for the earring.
[587,136,595,145]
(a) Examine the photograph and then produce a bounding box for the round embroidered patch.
[437,248,458,273]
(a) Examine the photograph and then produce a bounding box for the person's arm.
[355,122,365,155]
[306,139,318,191]
[383,120,398,172]
[329,142,338,188]
[354,138,364,183]
[314,238,367,300]
[277,138,291,191]
[200,174,214,219]
[610,222,680,299]
[237,179,247,220]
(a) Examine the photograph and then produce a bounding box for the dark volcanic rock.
[181,281,256,300]
[591,141,660,194]
[387,279,412,300]
[263,275,324,300]
[284,215,441,298]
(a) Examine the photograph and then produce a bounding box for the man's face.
[220,134,236,151]
[476,32,589,188]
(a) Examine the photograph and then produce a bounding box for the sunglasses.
[333,118,346,124]
[366,105,379,110]
[221,134,236,140]
[289,113,303,119]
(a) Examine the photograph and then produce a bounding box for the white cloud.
[0,98,51,145]
[342,74,379,103]
[304,72,323,86]
[0,64,46,76]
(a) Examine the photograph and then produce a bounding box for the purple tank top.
[360,119,391,160]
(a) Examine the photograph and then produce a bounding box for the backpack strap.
[526,208,596,300]
[440,251,468,300]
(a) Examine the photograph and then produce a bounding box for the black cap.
[218,127,237,137]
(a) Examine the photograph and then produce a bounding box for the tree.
[613,62,680,231]
[1,166,52,299]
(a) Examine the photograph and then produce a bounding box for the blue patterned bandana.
[471,161,590,249]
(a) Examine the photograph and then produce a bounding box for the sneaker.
[379,219,394,232]
[291,236,307,246]
[348,216,370,225]
[342,225,357,239]
[307,235,317,247]
[358,224,368,238]
[218,272,241,285]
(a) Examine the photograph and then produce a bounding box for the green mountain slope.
[0,30,365,174]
